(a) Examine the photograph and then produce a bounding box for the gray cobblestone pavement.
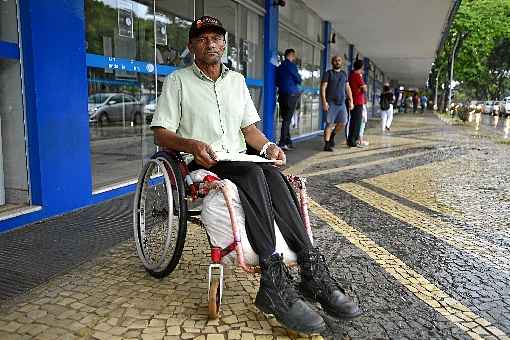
[1,113,510,340]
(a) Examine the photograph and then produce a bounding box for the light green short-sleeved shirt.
[151,63,260,155]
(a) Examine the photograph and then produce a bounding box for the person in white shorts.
[380,84,395,132]
[320,55,353,151]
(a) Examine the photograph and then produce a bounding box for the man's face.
[332,57,342,69]
[287,52,296,62]
[188,31,225,65]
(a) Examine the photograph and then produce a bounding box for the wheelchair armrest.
[151,149,190,181]
[159,148,187,164]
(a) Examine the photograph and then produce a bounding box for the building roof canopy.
[303,0,454,87]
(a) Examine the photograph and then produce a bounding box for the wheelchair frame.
[133,149,312,320]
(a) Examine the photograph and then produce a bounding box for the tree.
[434,0,510,102]
[487,37,510,99]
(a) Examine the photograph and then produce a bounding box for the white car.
[493,101,503,116]
[483,101,494,114]
[503,97,510,117]
[144,98,157,124]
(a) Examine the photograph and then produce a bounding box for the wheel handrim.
[134,158,180,271]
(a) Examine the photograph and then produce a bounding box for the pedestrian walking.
[420,94,428,113]
[358,104,369,147]
[320,55,353,151]
[380,84,394,132]
[276,48,302,151]
[347,60,367,147]
[412,92,419,113]
[404,95,412,113]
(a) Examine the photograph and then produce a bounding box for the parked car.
[144,98,157,124]
[483,101,494,114]
[493,101,503,116]
[469,100,482,110]
[88,93,144,126]
[504,97,510,117]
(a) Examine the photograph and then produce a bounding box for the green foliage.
[435,0,510,100]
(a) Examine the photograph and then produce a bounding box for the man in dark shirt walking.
[320,55,353,151]
[276,49,302,150]
[347,60,367,147]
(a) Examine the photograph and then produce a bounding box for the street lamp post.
[434,72,439,111]
[445,31,468,113]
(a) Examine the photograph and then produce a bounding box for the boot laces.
[267,257,300,305]
[309,253,343,296]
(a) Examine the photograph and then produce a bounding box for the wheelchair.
[133,149,312,320]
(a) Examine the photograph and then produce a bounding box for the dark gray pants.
[278,94,300,147]
[347,105,363,147]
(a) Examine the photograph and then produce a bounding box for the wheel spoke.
[134,155,186,276]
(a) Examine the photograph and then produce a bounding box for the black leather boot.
[298,247,362,319]
[255,254,325,334]
[323,140,333,152]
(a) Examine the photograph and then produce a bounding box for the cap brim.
[190,26,226,39]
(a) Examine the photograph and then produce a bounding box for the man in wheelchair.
[150,16,362,334]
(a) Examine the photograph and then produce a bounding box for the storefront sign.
[118,0,134,38]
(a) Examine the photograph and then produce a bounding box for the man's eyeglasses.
[193,35,225,45]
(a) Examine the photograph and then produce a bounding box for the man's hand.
[322,101,330,112]
[349,101,354,111]
[190,140,217,168]
[266,144,286,166]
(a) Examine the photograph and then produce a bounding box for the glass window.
[252,0,265,8]
[239,6,263,79]
[0,1,29,209]
[205,0,239,71]
[276,27,322,141]
[0,59,29,208]
[307,12,322,43]
[330,33,349,71]
[86,0,159,190]
[0,0,19,43]
[123,94,135,102]
[279,0,321,43]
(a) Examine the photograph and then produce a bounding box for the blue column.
[2,0,91,231]
[262,0,279,141]
[320,21,332,129]
[348,44,354,74]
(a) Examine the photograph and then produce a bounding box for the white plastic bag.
[199,178,297,266]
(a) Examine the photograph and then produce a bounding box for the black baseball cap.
[189,16,226,40]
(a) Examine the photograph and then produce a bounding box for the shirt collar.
[192,62,230,82]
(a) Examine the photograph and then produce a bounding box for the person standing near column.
[276,49,302,151]
[380,84,394,132]
[320,55,353,151]
[347,60,367,147]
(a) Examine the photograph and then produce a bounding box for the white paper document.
[214,151,275,163]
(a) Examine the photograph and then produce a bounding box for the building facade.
[0,0,386,232]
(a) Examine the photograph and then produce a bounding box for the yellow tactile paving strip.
[308,199,509,340]
[362,159,459,215]
[337,183,510,275]
[301,151,432,178]
[284,142,436,176]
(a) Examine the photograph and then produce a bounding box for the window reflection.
[276,28,322,140]
[86,0,265,189]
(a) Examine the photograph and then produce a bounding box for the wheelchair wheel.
[208,278,221,320]
[133,153,188,278]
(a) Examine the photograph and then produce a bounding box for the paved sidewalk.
[1,113,510,340]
